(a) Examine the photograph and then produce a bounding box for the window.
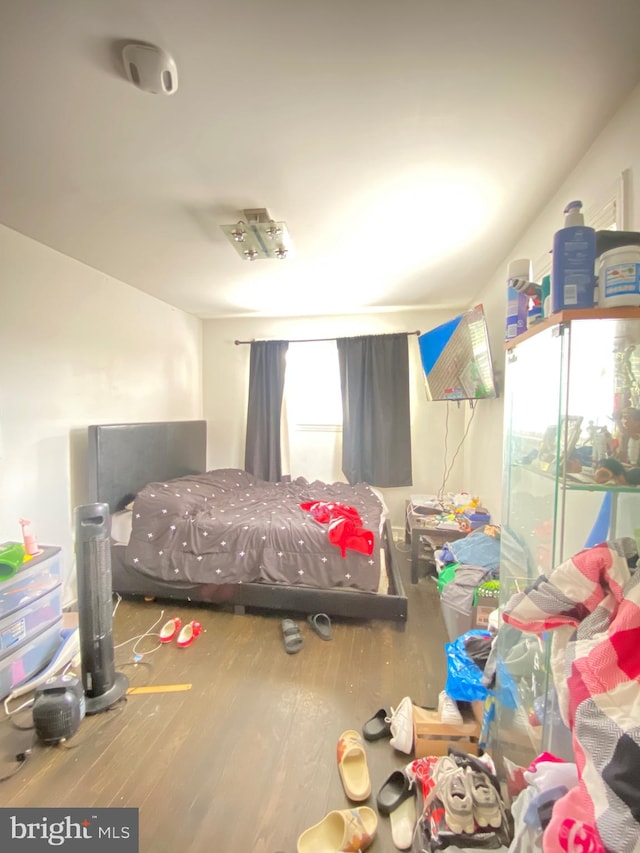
[284,341,343,427]
[283,341,344,482]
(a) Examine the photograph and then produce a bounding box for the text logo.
[0,808,138,850]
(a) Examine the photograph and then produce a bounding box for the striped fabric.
[503,538,640,853]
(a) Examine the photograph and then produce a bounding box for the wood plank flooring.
[0,541,449,852]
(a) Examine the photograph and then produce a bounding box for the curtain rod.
[234,330,421,345]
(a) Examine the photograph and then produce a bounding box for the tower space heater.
[74,503,128,714]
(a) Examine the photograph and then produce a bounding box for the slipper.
[282,619,303,654]
[307,612,332,640]
[297,806,377,853]
[159,617,181,643]
[376,770,414,814]
[176,621,202,647]
[376,770,416,851]
[362,708,391,741]
[389,796,416,850]
[337,730,371,801]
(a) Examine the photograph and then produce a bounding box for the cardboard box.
[413,705,480,758]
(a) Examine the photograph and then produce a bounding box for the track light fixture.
[221,208,291,260]
[230,223,247,242]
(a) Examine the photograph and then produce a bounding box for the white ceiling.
[2,1,640,319]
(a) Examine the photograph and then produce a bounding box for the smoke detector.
[122,42,178,95]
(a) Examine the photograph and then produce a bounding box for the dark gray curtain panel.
[244,340,289,482]
[337,333,412,487]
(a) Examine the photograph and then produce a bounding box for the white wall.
[0,224,203,602]
[203,309,470,531]
[466,81,640,521]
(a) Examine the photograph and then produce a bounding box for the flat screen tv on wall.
[418,305,497,402]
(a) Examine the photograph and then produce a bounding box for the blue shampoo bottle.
[551,200,595,312]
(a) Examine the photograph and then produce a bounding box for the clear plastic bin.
[0,545,61,619]
[0,618,63,700]
[0,584,63,656]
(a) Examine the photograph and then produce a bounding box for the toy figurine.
[594,457,640,485]
[613,407,640,464]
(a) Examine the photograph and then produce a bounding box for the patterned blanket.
[503,538,640,853]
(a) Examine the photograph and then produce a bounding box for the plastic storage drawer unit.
[0,618,63,700]
[0,545,62,620]
[0,584,63,656]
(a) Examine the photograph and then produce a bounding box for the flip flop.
[297,806,377,853]
[307,612,332,640]
[282,619,303,654]
[362,708,391,741]
[337,730,371,801]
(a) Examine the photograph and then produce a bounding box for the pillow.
[367,485,390,519]
[110,509,133,545]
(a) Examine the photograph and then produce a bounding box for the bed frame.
[88,420,408,623]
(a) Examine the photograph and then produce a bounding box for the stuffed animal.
[594,457,640,485]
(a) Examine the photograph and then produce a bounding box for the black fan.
[74,503,128,714]
[33,674,85,743]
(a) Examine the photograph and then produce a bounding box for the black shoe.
[362,708,391,741]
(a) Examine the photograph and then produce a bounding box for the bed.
[88,420,408,623]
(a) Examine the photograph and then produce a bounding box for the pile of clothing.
[438,525,502,633]
[503,537,640,853]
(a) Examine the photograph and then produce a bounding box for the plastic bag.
[445,629,491,702]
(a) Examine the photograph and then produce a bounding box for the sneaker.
[438,690,463,725]
[387,696,413,754]
[465,766,502,828]
[431,755,474,835]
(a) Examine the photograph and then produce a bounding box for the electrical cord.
[114,606,165,662]
[437,402,477,501]
[0,733,38,783]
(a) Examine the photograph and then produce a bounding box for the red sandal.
[159,617,182,643]
[176,621,202,647]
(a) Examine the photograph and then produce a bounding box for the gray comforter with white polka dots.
[125,469,382,592]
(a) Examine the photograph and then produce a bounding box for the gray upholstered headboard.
[88,420,207,512]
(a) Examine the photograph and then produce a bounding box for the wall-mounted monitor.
[418,305,497,402]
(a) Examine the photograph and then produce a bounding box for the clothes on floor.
[503,537,640,853]
[445,530,502,572]
[441,564,493,615]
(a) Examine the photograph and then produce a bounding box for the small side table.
[405,509,469,584]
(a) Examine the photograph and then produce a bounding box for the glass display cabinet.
[495,307,640,767]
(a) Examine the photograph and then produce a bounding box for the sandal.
[307,612,332,640]
[376,770,413,814]
[159,617,181,643]
[376,769,416,850]
[176,621,202,647]
[282,619,303,654]
[297,806,377,853]
[389,796,416,850]
[362,708,391,741]
[337,730,371,801]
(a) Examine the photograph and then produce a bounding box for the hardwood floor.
[1,540,449,852]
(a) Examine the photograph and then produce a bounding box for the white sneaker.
[438,690,463,725]
[387,696,413,754]
[431,755,474,835]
